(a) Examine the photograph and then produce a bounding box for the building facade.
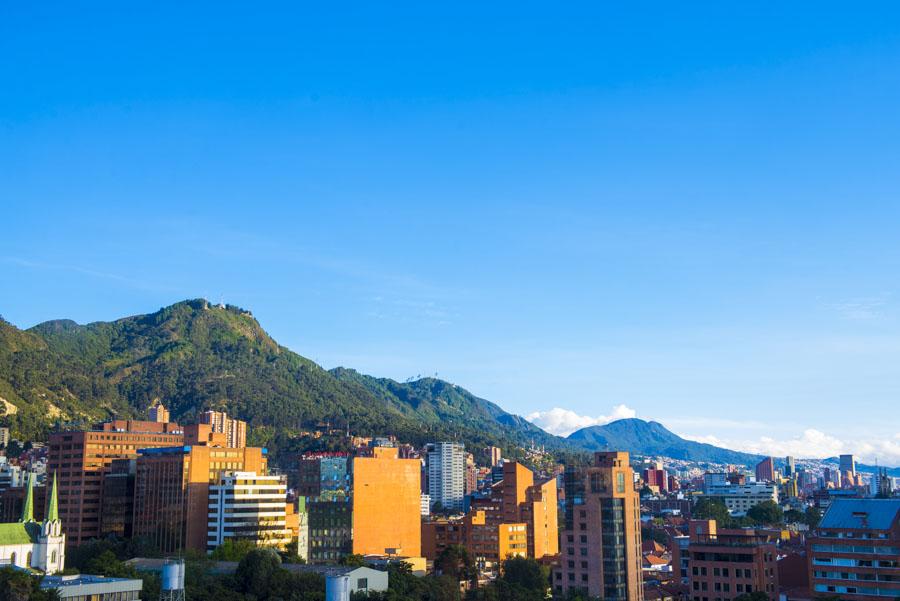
[352,447,421,557]
[555,451,643,601]
[686,520,778,601]
[426,442,466,513]
[0,474,65,574]
[207,471,293,551]
[807,498,900,601]
[755,457,775,483]
[704,482,778,516]
[48,420,185,545]
[200,410,247,449]
[132,445,266,553]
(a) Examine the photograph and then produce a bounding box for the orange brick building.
[351,447,422,557]
[422,509,528,577]
[48,420,185,545]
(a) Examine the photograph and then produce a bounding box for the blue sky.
[3,2,900,463]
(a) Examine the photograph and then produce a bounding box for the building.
[148,402,170,423]
[783,456,796,478]
[426,442,466,513]
[422,510,528,578]
[208,471,293,552]
[308,495,352,563]
[755,457,775,483]
[352,447,421,557]
[0,427,9,447]
[555,451,643,601]
[48,420,185,545]
[685,519,778,601]
[420,493,431,517]
[703,482,778,516]
[872,468,894,498]
[499,462,558,559]
[807,498,900,600]
[839,454,857,479]
[486,446,502,468]
[643,467,669,493]
[297,453,350,498]
[200,410,247,448]
[41,574,143,601]
[0,474,65,574]
[99,459,135,539]
[132,444,266,553]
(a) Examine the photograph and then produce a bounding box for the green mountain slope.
[567,418,762,465]
[0,300,562,456]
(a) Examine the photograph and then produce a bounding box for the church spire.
[21,473,34,522]
[46,472,59,522]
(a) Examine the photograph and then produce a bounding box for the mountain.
[0,299,563,457]
[567,418,763,465]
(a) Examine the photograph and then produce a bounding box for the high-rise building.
[200,410,247,448]
[48,420,185,545]
[808,498,900,600]
[755,457,775,483]
[499,462,559,559]
[99,459,136,539]
[299,453,352,564]
[873,468,894,498]
[297,453,350,498]
[555,451,643,601]
[352,447,421,557]
[132,445,266,553]
[839,454,857,478]
[686,519,778,600]
[148,402,170,423]
[486,446,503,468]
[465,453,478,495]
[426,442,465,512]
[0,427,10,447]
[642,467,668,493]
[784,456,796,478]
[207,472,293,552]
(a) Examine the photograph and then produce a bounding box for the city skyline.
[4,3,900,464]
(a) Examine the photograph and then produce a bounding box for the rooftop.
[819,498,900,530]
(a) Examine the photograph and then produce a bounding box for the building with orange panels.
[498,462,559,559]
[200,410,247,448]
[556,451,643,601]
[132,444,266,553]
[352,447,421,558]
[48,420,185,545]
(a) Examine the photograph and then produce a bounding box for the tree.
[340,553,367,568]
[0,568,59,601]
[209,539,258,562]
[805,506,822,528]
[694,497,732,525]
[235,548,282,598]
[436,545,476,585]
[746,501,783,526]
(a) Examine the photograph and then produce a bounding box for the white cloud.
[680,428,900,466]
[526,404,637,436]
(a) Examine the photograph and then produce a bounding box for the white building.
[426,442,465,512]
[704,482,778,516]
[0,474,65,574]
[420,493,431,516]
[207,472,293,551]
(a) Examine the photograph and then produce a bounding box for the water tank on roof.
[161,560,185,591]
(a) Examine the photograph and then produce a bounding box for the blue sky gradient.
[3,2,900,462]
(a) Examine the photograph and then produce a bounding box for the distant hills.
[0,299,563,457]
[0,299,895,470]
[567,418,763,465]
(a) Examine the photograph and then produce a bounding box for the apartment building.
[555,451,643,601]
[807,498,900,600]
[685,520,778,601]
[200,410,247,449]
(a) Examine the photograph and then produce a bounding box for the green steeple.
[21,473,34,523]
[46,472,59,522]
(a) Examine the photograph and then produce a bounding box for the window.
[357,578,368,590]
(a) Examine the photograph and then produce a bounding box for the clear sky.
[3,2,900,463]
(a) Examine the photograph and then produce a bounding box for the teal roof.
[820,499,900,530]
[0,521,40,545]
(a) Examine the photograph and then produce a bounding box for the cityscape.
[4,3,900,601]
